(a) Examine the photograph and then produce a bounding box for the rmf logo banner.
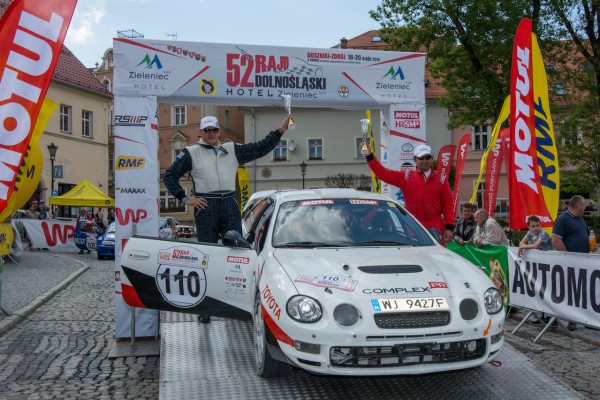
[509,18,553,230]
[0,0,78,216]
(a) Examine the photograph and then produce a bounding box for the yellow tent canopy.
[49,178,114,207]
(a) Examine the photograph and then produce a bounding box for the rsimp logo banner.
[508,248,600,328]
[113,39,426,108]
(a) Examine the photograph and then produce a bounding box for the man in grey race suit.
[163,114,291,243]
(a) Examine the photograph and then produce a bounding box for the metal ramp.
[159,312,582,400]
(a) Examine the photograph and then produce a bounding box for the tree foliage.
[370,0,600,197]
[324,174,372,190]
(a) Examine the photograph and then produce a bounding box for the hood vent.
[358,265,422,274]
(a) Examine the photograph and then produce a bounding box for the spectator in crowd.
[552,195,597,331]
[453,202,477,245]
[38,202,53,220]
[361,142,454,243]
[107,208,115,224]
[24,201,39,219]
[471,209,509,247]
[518,215,553,256]
[76,208,93,224]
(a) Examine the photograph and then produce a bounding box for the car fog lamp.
[287,295,322,323]
[294,341,321,354]
[333,303,360,326]
[459,298,479,320]
[483,287,503,314]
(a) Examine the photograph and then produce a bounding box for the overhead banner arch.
[113,39,426,337]
[113,39,425,108]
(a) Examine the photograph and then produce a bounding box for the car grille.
[330,339,486,368]
[374,311,450,329]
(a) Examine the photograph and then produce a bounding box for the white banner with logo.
[114,95,160,338]
[380,103,427,201]
[508,248,600,327]
[20,219,77,251]
[113,39,425,108]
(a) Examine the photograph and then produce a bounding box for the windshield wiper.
[277,241,341,248]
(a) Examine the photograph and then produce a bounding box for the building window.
[473,125,489,151]
[308,138,323,160]
[495,198,509,216]
[474,181,485,209]
[82,110,92,137]
[60,104,71,133]
[224,109,231,129]
[173,105,186,126]
[160,190,185,213]
[273,139,288,161]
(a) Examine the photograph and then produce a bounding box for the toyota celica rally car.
[120,188,505,378]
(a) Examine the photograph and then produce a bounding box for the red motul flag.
[485,128,507,216]
[509,18,552,229]
[0,0,78,215]
[436,144,456,181]
[452,134,471,219]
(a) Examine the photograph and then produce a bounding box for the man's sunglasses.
[203,128,220,134]
[416,155,432,160]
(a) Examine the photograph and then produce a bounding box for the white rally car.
[120,189,505,377]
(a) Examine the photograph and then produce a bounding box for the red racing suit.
[367,156,455,235]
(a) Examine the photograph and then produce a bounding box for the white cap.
[200,116,220,130]
[414,144,433,158]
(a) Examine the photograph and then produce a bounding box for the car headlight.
[103,239,115,245]
[483,287,503,314]
[287,295,322,323]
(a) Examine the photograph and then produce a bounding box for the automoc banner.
[508,248,600,327]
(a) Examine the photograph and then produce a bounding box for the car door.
[120,237,257,320]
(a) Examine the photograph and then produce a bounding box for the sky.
[64,0,383,68]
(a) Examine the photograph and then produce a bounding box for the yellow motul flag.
[237,166,250,213]
[365,110,381,193]
[0,99,57,222]
[469,96,511,205]
[532,33,560,228]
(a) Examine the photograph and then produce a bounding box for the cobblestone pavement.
[504,310,600,399]
[1,252,600,399]
[0,253,159,400]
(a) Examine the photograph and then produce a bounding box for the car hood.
[273,247,492,298]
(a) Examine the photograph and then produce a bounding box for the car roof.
[267,188,394,203]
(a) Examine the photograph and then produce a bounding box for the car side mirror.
[222,230,251,249]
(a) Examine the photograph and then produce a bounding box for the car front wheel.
[253,293,293,378]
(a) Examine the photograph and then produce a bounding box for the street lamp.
[47,142,58,198]
[299,161,307,189]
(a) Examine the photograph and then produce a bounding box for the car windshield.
[106,222,116,233]
[272,199,435,248]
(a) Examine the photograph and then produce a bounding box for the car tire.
[253,293,293,378]
[97,254,103,260]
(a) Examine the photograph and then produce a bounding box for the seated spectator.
[471,209,509,247]
[24,201,39,219]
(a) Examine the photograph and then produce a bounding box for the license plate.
[372,297,448,312]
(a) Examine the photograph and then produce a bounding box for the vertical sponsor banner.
[470,95,511,206]
[379,107,394,200]
[531,34,560,226]
[484,128,507,216]
[381,104,426,202]
[453,134,472,217]
[237,166,250,212]
[436,144,456,183]
[447,242,509,312]
[365,110,381,193]
[0,0,78,217]
[509,19,551,230]
[508,248,600,327]
[114,95,159,338]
